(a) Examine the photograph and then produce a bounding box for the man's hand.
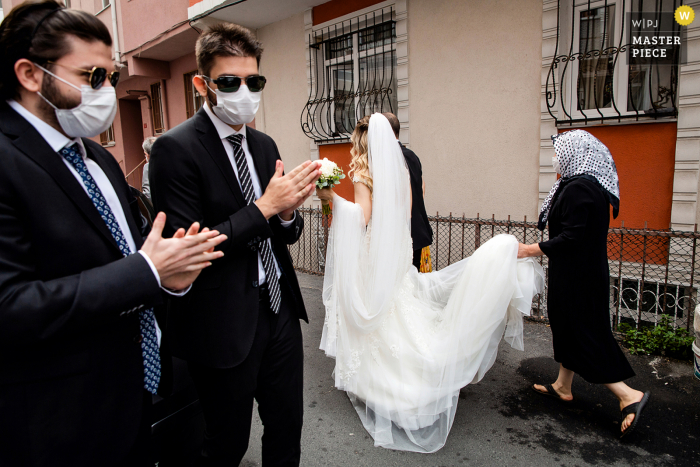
[141,213,227,290]
[164,224,215,291]
[256,160,320,220]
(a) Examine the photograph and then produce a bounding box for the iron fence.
[289,208,697,331]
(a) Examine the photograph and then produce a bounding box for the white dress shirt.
[202,103,294,285]
[8,99,179,344]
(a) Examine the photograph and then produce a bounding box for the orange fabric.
[189,0,201,6]
[419,247,433,273]
[313,0,386,25]
[559,123,677,264]
[319,143,355,203]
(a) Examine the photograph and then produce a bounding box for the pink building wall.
[93,51,199,188]
[116,0,189,54]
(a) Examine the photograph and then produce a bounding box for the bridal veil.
[321,113,544,452]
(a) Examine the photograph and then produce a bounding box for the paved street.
[241,273,700,467]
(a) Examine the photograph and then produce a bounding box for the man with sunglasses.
[149,23,320,467]
[0,2,228,466]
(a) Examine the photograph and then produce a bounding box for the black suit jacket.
[149,107,307,369]
[0,102,163,466]
[400,143,433,250]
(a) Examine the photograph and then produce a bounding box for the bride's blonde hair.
[349,116,372,193]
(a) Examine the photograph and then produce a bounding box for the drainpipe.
[110,0,121,63]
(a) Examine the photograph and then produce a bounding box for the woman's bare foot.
[533,382,574,402]
[618,390,644,432]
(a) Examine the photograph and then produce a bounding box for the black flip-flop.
[532,383,573,403]
[620,391,650,439]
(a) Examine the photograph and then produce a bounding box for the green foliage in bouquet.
[618,315,695,360]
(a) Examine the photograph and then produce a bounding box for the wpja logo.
[674,5,694,26]
[626,9,689,63]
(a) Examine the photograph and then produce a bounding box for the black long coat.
[400,143,433,250]
[539,177,634,384]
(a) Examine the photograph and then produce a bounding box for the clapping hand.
[141,212,227,290]
[256,160,321,221]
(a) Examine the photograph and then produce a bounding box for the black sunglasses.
[203,75,266,93]
[47,61,120,90]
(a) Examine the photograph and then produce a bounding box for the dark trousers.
[188,281,304,467]
[412,248,422,269]
[115,391,154,467]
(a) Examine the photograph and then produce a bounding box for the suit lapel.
[194,109,246,207]
[84,142,144,249]
[0,106,121,252]
[246,127,274,193]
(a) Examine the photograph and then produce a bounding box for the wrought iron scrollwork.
[546,0,681,126]
[301,7,397,143]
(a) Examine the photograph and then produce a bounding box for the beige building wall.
[256,11,315,201]
[406,0,542,220]
[254,0,544,218]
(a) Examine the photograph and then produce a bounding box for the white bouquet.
[316,158,345,215]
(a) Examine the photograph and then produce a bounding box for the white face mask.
[552,156,561,175]
[35,64,117,138]
[208,84,260,126]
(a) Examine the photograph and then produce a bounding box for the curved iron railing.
[301,6,397,143]
[546,0,682,126]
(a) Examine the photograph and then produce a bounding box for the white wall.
[256,12,314,181]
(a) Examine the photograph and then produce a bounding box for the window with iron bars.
[99,123,114,147]
[302,6,397,143]
[546,0,682,126]
[184,71,205,119]
[150,82,165,135]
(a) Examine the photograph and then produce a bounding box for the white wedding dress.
[320,114,544,453]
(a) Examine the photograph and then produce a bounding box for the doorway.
[119,98,146,189]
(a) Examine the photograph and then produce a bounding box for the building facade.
[2,0,698,231]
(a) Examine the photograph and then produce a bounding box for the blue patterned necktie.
[226,134,281,313]
[60,142,161,395]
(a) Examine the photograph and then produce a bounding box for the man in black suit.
[0,2,226,466]
[149,23,320,467]
[383,113,434,269]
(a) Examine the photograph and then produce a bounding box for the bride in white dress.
[315,113,544,453]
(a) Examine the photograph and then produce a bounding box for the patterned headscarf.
[538,130,620,231]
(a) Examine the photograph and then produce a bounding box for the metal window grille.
[301,6,397,143]
[150,82,165,135]
[99,124,114,146]
[184,71,204,119]
[288,209,697,332]
[546,0,682,126]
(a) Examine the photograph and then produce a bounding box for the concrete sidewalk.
[242,273,700,467]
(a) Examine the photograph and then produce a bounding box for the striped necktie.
[60,142,161,394]
[226,134,281,313]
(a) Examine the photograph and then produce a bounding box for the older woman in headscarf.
[518,129,649,439]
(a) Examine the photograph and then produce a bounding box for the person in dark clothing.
[382,112,433,269]
[518,130,649,439]
[150,23,319,466]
